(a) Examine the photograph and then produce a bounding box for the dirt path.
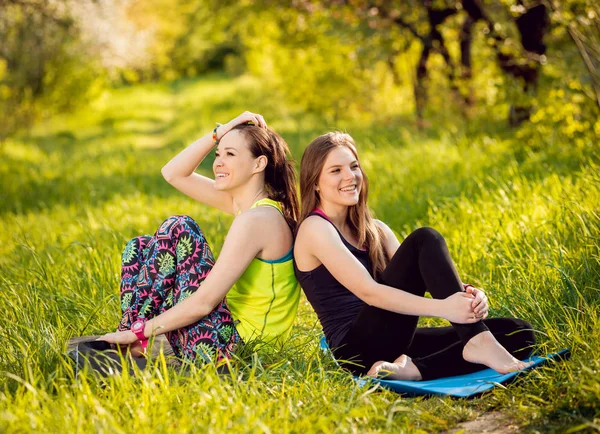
[449,411,520,433]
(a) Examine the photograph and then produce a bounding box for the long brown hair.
[234,124,299,232]
[299,132,388,277]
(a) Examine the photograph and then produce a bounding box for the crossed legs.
[333,227,536,380]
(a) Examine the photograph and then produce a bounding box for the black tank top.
[294,210,370,348]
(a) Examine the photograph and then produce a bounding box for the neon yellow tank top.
[227,198,300,344]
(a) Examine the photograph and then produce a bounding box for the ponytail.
[233,125,299,231]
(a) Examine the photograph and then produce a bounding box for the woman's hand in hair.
[465,286,489,319]
[441,292,482,324]
[218,111,267,140]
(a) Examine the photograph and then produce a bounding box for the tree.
[322,0,550,125]
[0,0,103,141]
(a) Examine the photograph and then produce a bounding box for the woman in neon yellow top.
[99,111,300,362]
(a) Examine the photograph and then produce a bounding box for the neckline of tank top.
[236,197,284,215]
[235,198,291,263]
[310,208,368,252]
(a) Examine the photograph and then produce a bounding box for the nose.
[342,167,355,180]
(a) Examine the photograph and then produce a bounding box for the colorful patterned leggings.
[118,215,240,363]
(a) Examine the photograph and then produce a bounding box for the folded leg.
[118,215,240,362]
[407,318,536,380]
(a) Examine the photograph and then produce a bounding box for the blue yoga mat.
[319,336,569,398]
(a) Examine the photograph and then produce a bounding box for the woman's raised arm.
[161,112,267,215]
[161,129,235,214]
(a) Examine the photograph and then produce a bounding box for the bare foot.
[366,355,423,381]
[463,331,533,374]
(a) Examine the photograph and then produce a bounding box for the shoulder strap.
[309,209,339,234]
[310,208,332,223]
[309,208,368,252]
[251,198,284,216]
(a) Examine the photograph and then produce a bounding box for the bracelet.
[212,123,222,145]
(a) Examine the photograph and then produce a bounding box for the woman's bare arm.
[161,130,235,214]
[142,211,266,338]
[161,112,267,215]
[296,217,478,324]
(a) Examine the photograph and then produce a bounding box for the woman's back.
[100,112,302,363]
[294,212,367,347]
[228,199,300,343]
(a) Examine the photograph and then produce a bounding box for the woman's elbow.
[193,299,219,321]
[355,283,380,307]
[161,166,176,184]
[191,304,208,321]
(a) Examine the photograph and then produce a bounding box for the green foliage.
[0,1,105,140]
[3,0,599,138]
[514,0,600,157]
[120,0,244,81]
[0,75,598,432]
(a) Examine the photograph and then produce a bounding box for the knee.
[174,215,204,235]
[410,227,445,244]
[159,215,205,239]
[172,214,195,224]
[123,237,137,251]
[122,236,148,260]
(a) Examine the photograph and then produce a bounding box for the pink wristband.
[131,319,148,352]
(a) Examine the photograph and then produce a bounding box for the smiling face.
[213,130,262,191]
[317,146,363,208]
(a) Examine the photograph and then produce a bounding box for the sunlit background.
[1,1,599,432]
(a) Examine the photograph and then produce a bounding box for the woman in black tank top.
[293,132,536,380]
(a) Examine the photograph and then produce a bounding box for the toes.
[520,360,534,370]
[367,361,386,377]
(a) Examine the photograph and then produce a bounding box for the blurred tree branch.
[549,0,600,110]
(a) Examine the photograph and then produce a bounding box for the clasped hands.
[465,285,489,320]
[443,285,490,324]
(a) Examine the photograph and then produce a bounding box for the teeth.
[340,186,356,192]
[216,174,229,178]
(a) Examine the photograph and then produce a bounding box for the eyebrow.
[326,160,358,170]
[216,147,237,152]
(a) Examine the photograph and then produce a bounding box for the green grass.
[1,73,599,433]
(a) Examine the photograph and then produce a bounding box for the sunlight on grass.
[0,74,598,432]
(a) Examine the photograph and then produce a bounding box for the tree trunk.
[462,0,549,126]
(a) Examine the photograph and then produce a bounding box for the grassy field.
[0,74,599,433]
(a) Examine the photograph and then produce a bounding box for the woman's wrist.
[143,319,163,339]
[216,122,231,141]
[430,298,445,319]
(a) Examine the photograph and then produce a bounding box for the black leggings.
[333,227,536,380]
